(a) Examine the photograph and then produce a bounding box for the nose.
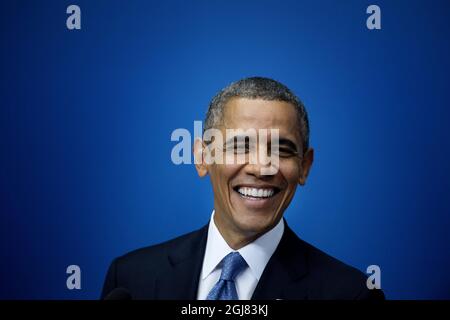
[243,148,279,177]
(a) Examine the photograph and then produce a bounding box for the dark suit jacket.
[101,220,385,300]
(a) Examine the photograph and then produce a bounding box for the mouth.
[232,185,281,200]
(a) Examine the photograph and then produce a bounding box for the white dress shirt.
[196,210,284,300]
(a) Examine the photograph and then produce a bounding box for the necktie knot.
[206,252,248,300]
[220,252,247,281]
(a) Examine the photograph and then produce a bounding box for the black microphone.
[103,287,132,300]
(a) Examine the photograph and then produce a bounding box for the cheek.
[279,161,301,187]
[209,164,241,191]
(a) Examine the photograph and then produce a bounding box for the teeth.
[237,187,275,198]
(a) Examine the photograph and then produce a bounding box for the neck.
[213,212,262,250]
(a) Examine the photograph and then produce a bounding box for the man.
[101,77,385,300]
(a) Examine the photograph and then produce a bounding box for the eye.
[233,143,250,154]
[271,147,298,158]
[280,148,297,157]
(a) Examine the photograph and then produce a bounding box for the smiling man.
[101,77,385,300]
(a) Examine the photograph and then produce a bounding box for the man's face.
[196,97,313,240]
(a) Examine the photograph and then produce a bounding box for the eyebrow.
[277,138,298,153]
[223,135,254,146]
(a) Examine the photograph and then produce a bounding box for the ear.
[193,138,208,177]
[298,148,314,185]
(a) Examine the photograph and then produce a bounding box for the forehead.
[222,97,301,144]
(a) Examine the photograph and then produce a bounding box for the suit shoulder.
[102,226,207,299]
[116,227,204,266]
[288,230,383,299]
[302,240,365,277]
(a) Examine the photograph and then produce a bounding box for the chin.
[232,213,278,236]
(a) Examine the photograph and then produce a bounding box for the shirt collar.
[201,210,284,281]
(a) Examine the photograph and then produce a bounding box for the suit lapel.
[252,222,310,300]
[154,220,310,300]
[155,224,209,299]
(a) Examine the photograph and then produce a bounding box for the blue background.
[1,0,449,299]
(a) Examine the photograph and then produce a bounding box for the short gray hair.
[204,77,310,152]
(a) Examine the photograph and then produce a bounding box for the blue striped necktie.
[206,252,247,300]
